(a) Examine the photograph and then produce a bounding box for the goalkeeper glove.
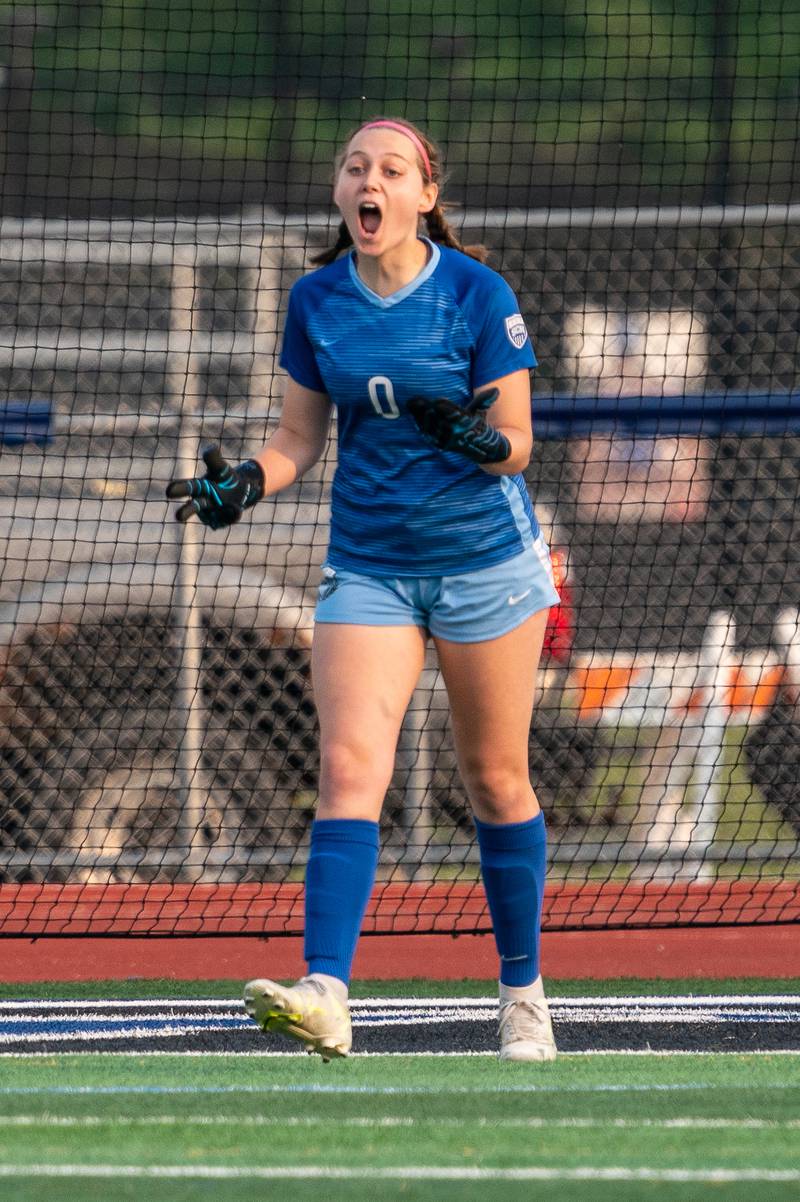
[406,387,511,464]
[166,446,265,529]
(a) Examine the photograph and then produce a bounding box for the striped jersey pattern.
[279,239,539,576]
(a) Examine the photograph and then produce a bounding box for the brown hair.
[310,116,489,266]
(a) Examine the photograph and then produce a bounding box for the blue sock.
[304,818,380,987]
[474,812,547,987]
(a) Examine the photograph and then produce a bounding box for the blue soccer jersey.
[279,238,539,576]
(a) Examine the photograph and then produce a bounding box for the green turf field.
[0,980,798,1201]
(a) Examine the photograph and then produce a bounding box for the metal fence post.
[169,251,211,882]
[681,610,737,877]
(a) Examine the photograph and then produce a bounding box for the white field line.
[2,1014,794,1031]
[356,996,800,1008]
[0,1164,798,1182]
[3,1049,800,1059]
[2,1079,799,1096]
[2,995,798,1010]
[1,1114,798,1131]
[2,997,798,1042]
[7,1008,799,1017]
[4,1018,795,1038]
[0,1027,249,1046]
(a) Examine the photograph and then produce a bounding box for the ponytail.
[310,219,354,267]
[424,203,489,264]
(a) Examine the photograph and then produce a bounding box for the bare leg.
[311,623,427,819]
[434,609,549,823]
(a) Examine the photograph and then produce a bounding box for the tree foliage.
[19,0,800,203]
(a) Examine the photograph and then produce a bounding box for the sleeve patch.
[504,313,529,349]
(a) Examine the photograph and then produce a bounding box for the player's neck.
[353,236,430,298]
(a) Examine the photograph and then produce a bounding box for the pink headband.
[357,120,432,179]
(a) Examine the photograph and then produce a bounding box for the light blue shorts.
[314,537,561,644]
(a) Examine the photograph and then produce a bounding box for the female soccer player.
[167,117,560,1062]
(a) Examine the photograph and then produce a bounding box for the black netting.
[0,1,798,934]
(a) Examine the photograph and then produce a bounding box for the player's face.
[334,129,438,258]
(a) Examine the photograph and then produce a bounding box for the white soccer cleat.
[243,973,352,1061]
[498,975,558,1062]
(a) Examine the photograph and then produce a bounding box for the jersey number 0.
[367,375,400,419]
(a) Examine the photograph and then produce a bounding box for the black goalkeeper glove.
[406,387,511,464]
[166,446,265,530]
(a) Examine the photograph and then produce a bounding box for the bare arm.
[251,376,333,495]
[475,368,533,476]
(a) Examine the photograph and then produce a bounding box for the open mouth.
[358,202,382,237]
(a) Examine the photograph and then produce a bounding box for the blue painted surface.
[0,401,52,446]
[533,393,800,438]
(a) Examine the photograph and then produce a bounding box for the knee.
[460,762,535,822]
[318,740,392,815]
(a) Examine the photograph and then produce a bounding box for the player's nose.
[360,167,382,190]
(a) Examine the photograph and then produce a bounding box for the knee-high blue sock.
[304,818,380,987]
[474,812,547,987]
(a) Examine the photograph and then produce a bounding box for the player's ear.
[419,180,438,214]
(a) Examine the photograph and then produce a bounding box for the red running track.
[3,925,800,982]
[0,880,798,981]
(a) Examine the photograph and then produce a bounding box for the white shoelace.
[499,997,553,1044]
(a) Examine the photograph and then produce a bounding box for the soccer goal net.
[0,1,798,936]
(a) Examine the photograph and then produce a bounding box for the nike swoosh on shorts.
[507,588,533,605]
